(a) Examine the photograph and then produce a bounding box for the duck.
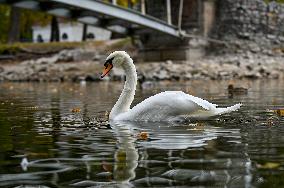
[227,84,248,96]
[101,51,242,122]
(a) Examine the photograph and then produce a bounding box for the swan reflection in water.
[109,120,252,187]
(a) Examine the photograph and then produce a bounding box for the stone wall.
[215,0,284,43]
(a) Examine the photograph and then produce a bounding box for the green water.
[0,80,283,187]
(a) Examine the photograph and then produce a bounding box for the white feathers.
[113,91,242,121]
[106,51,242,122]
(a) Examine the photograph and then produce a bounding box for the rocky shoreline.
[0,47,283,82]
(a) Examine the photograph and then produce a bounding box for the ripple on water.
[0,81,283,187]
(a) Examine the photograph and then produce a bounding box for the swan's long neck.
[109,57,137,120]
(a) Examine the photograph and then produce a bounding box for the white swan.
[101,51,241,122]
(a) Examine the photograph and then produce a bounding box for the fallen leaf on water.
[102,161,113,173]
[71,108,81,113]
[257,162,280,169]
[274,109,284,116]
[136,132,149,140]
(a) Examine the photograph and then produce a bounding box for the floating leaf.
[71,108,81,113]
[257,162,280,169]
[137,132,149,140]
[274,109,284,116]
[102,161,113,173]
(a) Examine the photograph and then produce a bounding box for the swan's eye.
[104,57,114,67]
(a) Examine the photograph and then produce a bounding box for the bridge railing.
[103,0,173,25]
[0,0,182,37]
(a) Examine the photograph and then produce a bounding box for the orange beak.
[101,63,113,78]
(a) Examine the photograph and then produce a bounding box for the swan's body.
[101,51,241,122]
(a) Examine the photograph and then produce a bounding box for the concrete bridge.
[0,0,217,61]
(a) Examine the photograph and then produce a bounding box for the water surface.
[0,80,283,187]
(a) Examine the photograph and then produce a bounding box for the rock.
[270,71,280,79]
[267,34,276,40]
[64,66,81,72]
[73,49,96,61]
[71,75,86,82]
[49,76,62,82]
[165,60,173,65]
[218,71,231,78]
[36,66,48,73]
[58,49,96,62]
[92,52,103,61]
[21,60,34,66]
[27,74,40,82]
[184,73,192,80]
[279,36,284,42]
[246,65,253,71]
[154,70,170,80]
[35,56,58,65]
[85,74,101,81]
[244,71,261,79]
[258,66,267,74]
[249,43,261,53]
[57,50,74,62]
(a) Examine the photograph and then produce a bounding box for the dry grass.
[0,41,108,55]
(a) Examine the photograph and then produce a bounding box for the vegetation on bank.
[0,38,133,55]
[0,42,85,55]
[0,4,51,43]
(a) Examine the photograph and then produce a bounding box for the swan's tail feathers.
[215,103,242,115]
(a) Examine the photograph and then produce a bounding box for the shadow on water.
[0,80,283,187]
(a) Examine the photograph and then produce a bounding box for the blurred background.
[0,0,283,82]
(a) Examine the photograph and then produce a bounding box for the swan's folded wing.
[114,91,217,121]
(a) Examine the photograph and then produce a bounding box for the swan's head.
[101,51,130,78]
